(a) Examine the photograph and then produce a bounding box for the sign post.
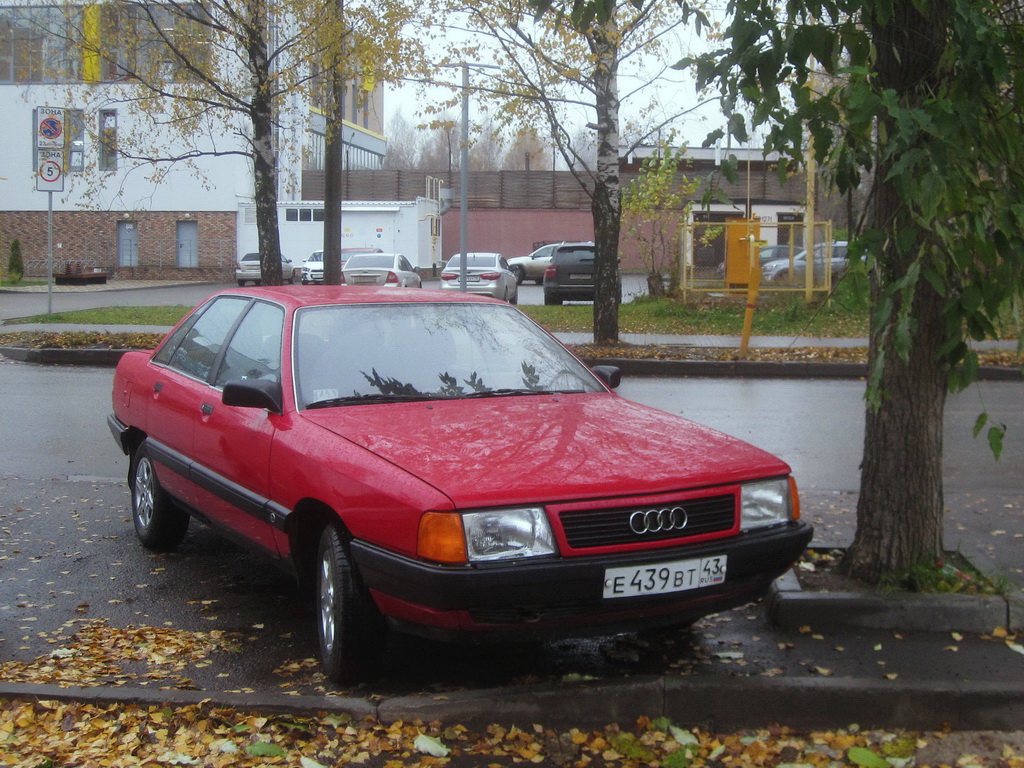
[35,106,66,314]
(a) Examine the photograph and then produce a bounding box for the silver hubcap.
[134,458,155,527]
[320,547,336,653]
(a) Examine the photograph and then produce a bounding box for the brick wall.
[1,210,236,280]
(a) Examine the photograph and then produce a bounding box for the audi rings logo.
[629,507,689,535]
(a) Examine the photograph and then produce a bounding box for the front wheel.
[317,525,386,683]
[131,443,189,551]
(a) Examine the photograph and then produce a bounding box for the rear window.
[345,254,394,269]
[447,254,500,268]
[241,253,260,263]
[554,246,595,261]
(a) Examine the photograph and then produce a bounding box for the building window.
[67,109,85,172]
[0,6,81,82]
[98,109,118,171]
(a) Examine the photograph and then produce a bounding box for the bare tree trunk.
[248,4,283,287]
[252,94,284,286]
[841,0,950,581]
[591,19,621,344]
[322,59,345,285]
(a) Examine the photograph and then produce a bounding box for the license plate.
[603,555,727,598]
[353,277,377,285]
[570,273,590,281]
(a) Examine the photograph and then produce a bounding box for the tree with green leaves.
[691,0,1024,580]
[621,144,697,296]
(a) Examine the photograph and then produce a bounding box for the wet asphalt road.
[1,355,1021,697]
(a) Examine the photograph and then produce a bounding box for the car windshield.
[345,254,394,269]
[446,254,498,269]
[293,303,603,408]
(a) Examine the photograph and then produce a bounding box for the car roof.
[213,285,503,310]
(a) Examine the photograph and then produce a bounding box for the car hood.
[300,393,790,508]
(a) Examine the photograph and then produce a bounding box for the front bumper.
[352,520,812,640]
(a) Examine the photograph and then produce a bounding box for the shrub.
[7,239,24,284]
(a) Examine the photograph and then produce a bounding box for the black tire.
[511,265,525,284]
[237,280,246,287]
[130,443,189,551]
[544,294,563,306]
[317,525,386,683]
[534,277,544,285]
[509,290,518,305]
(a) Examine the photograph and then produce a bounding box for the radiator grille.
[559,494,736,548]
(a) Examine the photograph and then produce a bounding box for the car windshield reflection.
[294,303,602,409]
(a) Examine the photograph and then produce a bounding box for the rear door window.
[164,296,249,381]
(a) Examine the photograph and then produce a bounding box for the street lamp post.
[443,61,498,292]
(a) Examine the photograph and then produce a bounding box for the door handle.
[201,403,214,415]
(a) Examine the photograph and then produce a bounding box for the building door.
[176,220,199,267]
[117,221,138,267]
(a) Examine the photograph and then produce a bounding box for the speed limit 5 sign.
[37,149,64,192]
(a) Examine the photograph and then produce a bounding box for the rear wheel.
[544,294,563,306]
[131,443,189,551]
[317,525,386,683]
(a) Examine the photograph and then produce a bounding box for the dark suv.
[542,242,598,305]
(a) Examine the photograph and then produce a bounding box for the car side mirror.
[591,365,621,389]
[222,379,283,414]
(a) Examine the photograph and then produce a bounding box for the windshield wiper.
[306,393,432,409]
[461,388,575,399]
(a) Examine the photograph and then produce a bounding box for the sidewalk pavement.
[1,290,1023,734]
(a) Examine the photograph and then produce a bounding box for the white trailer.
[237,196,444,270]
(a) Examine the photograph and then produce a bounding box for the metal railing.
[681,221,837,297]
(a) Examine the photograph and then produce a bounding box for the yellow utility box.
[725,218,761,289]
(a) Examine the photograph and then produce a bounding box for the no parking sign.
[35,106,66,192]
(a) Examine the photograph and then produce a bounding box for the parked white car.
[302,247,382,284]
[342,253,422,288]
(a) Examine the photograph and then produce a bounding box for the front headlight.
[464,507,556,562]
[418,508,557,564]
[740,478,797,531]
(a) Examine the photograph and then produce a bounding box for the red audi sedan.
[108,286,812,682]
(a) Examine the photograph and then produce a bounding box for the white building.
[0,1,387,280]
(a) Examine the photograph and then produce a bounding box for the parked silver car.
[507,243,559,285]
[761,241,849,284]
[235,252,294,286]
[342,253,422,288]
[440,252,518,304]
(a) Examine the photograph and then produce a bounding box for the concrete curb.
[0,346,129,366]
[582,356,1023,381]
[3,674,1024,732]
[766,577,1017,634]
[2,346,1021,381]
